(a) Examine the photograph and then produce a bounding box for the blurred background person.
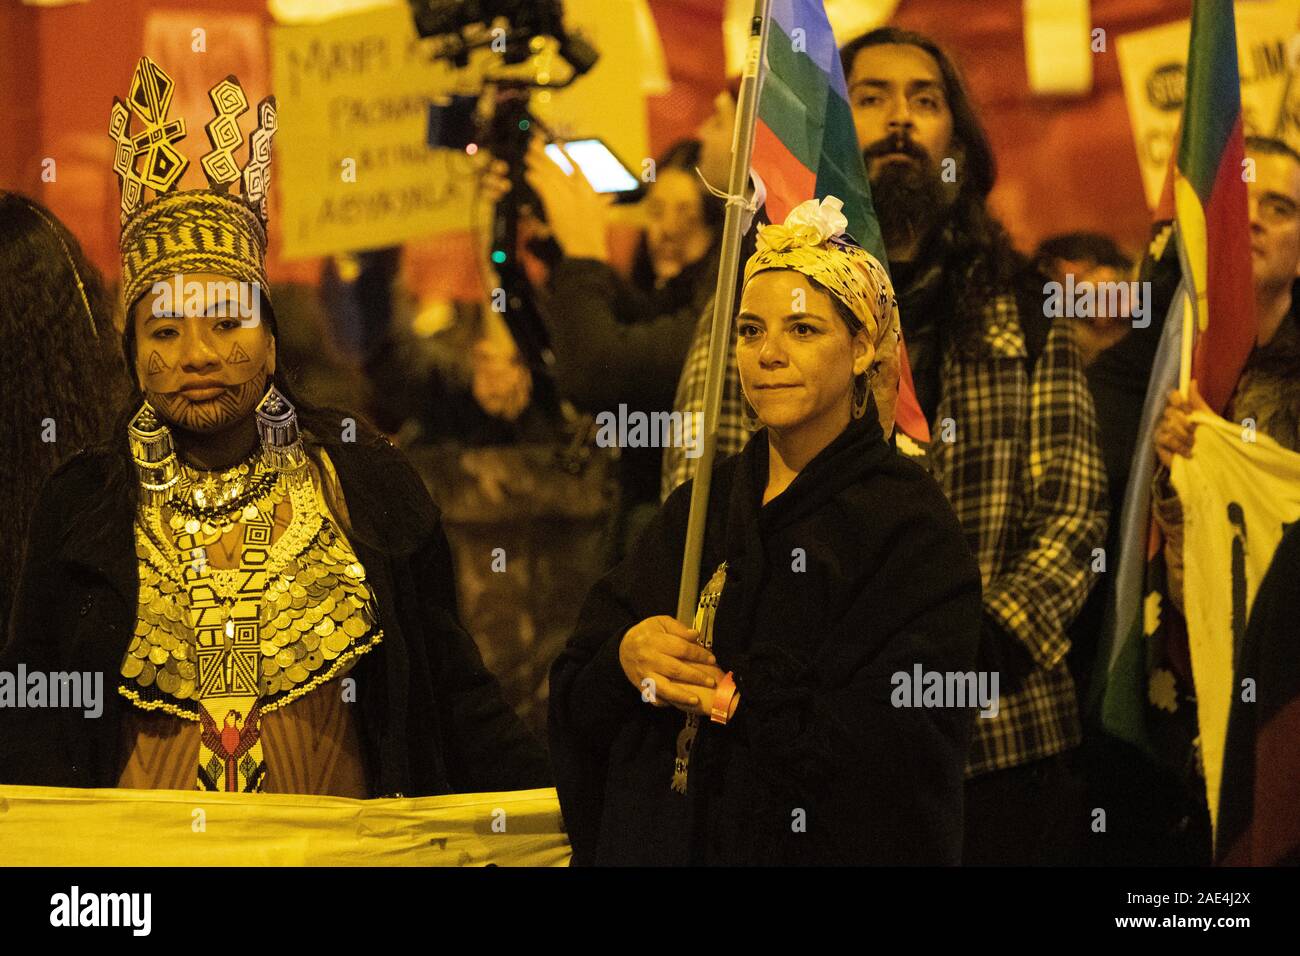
[1084,136,1300,867]
[518,134,725,561]
[321,248,562,447]
[1140,136,1300,860]
[1152,136,1300,612]
[1033,231,1136,367]
[0,191,129,630]
[1032,231,1136,695]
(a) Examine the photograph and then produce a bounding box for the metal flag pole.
[675,0,772,623]
[1172,218,1197,394]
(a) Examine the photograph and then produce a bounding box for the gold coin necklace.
[119,450,384,792]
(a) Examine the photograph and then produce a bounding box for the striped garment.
[662,289,1109,777]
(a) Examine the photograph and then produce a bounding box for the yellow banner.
[1116,1,1300,210]
[0,784,571,866]
[271,6,477,259]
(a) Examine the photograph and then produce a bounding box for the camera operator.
[490,134,725,561]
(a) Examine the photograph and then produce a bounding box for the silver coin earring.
[255,384,308,474]
[128,401,180,508]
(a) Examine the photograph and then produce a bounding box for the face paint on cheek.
[145,350,171,376]
[142,345,189,392]
[144,329,272,396]
[219,333,271,386]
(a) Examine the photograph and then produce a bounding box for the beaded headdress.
[109,56,277,310]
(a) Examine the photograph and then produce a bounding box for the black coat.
[543,254,715,508]
[1217,521,1300,865]
[548,410,983,865]
[0,434,551,797]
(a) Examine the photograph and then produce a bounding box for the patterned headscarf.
[743,196,901,437]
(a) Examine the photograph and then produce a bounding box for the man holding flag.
[1098,0,1300,864]
[1134,135,1300,858]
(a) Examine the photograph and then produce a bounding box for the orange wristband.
[710,671,738,724]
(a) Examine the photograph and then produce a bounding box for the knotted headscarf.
[743,196,902,437]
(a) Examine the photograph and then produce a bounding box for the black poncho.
[548,409,983,865]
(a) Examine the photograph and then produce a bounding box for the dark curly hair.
[0,191,131,620]
[1033,232,1133,277]
[841,27,1036,349]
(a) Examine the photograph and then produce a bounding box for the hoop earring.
[255,384,307,474]
[851,372,870,420]
[128,401,180,508]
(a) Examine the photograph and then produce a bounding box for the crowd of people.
[1,22,1297,866]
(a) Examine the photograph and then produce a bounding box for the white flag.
[1171,410,1300,831]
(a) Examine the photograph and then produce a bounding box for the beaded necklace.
[121,447,382,792]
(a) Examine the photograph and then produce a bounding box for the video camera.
[407,0,603,414]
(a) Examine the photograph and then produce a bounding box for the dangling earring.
[128,401,180,508]
[740,393,762,431]
[255,384,307,474]
[851,372,871,420]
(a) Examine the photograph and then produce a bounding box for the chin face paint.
[146,370,269,433]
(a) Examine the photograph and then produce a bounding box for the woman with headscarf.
[548,197,983,865]
[0,57,548,797]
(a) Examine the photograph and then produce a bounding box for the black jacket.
[544,252,716,508]
[0,434,551,797]
[1217,521,1300,865]
[548,409,983,865]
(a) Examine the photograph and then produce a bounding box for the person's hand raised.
[479,157,512,206]
[523,136,611,263]
[470,336,532,422]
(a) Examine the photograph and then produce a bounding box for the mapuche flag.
[750,0,930,443]
[1098,0,1255,783]
[1172,0,1255,412]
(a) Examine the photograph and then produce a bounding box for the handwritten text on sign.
[1117,1,1300,210]
[272,7,474,258]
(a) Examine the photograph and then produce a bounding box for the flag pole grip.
[1172,220,1196,394]
[675,0,772,624]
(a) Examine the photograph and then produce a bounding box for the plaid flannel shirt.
[661,299,751,500]
[662,289,1109,778]
[930,293,1108,776]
